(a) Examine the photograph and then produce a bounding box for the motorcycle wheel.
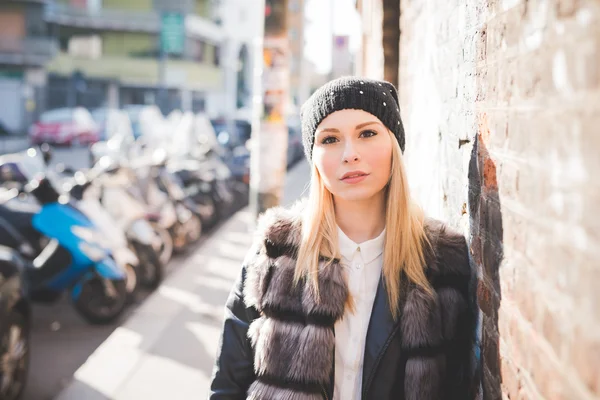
[171,224,187,253]
[193,195,218,229]
[150,223,173,266]
[135,244,164,290]
[0,311,29,400]
[186,214,202,244]
[124,263,139,304]
[73,278,128,325]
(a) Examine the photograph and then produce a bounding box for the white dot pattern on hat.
[301,76,406,162]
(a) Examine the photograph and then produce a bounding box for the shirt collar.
[337,226,386,264]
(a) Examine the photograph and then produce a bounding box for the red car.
[29,107,100,146]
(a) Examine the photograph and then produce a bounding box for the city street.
[22,145,200,400]
[15,144,309,400]
[52,158,309,400]
[0,0,597,396]
[47,146,92,171]
[24,240,211,400]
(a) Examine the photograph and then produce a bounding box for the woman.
[209,76,480,399]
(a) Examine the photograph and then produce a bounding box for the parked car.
[123,105,164,139]
[287,122,304,168]
[210,118,252,184]
[0,244,31,400]
[91,108,131,142]
[0,121,13,136]
[210,118,251,151]
[29,107,99,146]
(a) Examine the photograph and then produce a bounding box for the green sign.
[161,12,185,55]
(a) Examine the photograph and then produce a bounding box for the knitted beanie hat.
[300,76,405,163]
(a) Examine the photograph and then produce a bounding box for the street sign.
[160,12,185,55]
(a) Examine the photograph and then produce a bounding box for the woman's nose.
[342,143,360,164]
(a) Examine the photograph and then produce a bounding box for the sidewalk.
[54,160,311,400]
[0,136,28,155]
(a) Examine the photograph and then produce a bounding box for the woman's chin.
[331,186,384,203]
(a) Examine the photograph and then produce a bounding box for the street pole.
[158,30,167,113]
[249,0,290,219]
[329,0,335,81]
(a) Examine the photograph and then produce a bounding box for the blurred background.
[0,0,598,399]
[0,0,362,148]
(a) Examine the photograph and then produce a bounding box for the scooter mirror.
[40,143,53,164]
[26,177,60,204]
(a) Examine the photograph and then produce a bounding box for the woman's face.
[313,109,393,202]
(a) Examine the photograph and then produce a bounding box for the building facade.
[354,0,383,80]
[331,34,353,78]
[211,0,263,120]
[42,0,224,115]
[287,0,307,111]
[0,0,57,133]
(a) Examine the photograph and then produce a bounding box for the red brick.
[396,0,600,397]
[555,0,579,18]
[501,351,522,397]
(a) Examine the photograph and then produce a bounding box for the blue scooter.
[0,150,129,324]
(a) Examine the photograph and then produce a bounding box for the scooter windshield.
[0,148,46,183]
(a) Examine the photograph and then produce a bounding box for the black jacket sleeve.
[208,264,260,399]
[446,247,482,399]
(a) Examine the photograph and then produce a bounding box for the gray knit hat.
[300,76,405,162]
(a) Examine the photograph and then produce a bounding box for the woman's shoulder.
[240,200,304,270]
[250,200,305,258]
[422,217,472,281]
[241,201,305,310]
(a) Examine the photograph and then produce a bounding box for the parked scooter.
[92,156,174,266]
[69,165,165,291]
[162,113,240,228]
[128,153,201,254]
[0,244,31,400]
[0,150,129,324]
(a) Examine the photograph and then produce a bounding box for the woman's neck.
[334,192,386,244]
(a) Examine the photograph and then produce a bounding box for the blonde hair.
[294,131,432,320]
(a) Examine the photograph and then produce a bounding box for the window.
[214,45,220,66]
[188,39,205,62]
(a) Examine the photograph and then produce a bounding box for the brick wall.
[355,0,385,79]
[398,0,600,398]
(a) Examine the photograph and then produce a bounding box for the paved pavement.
[48,146,91,170]
[20,146,112,400]
[0,136,29,155]
[54,160,311,400]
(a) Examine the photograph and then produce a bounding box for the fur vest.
[240,202,479,400]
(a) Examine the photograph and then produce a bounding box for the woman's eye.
[321,136,338,145]
[360,129,377,138]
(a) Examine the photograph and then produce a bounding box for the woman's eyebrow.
[315,121,383,137]
[316,127,340,134]
[355,121,382,129]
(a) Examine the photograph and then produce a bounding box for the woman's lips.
[341,173,369,184]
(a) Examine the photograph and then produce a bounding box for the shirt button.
[346,374,353,381]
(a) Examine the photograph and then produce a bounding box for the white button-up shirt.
[333,226,385,400]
